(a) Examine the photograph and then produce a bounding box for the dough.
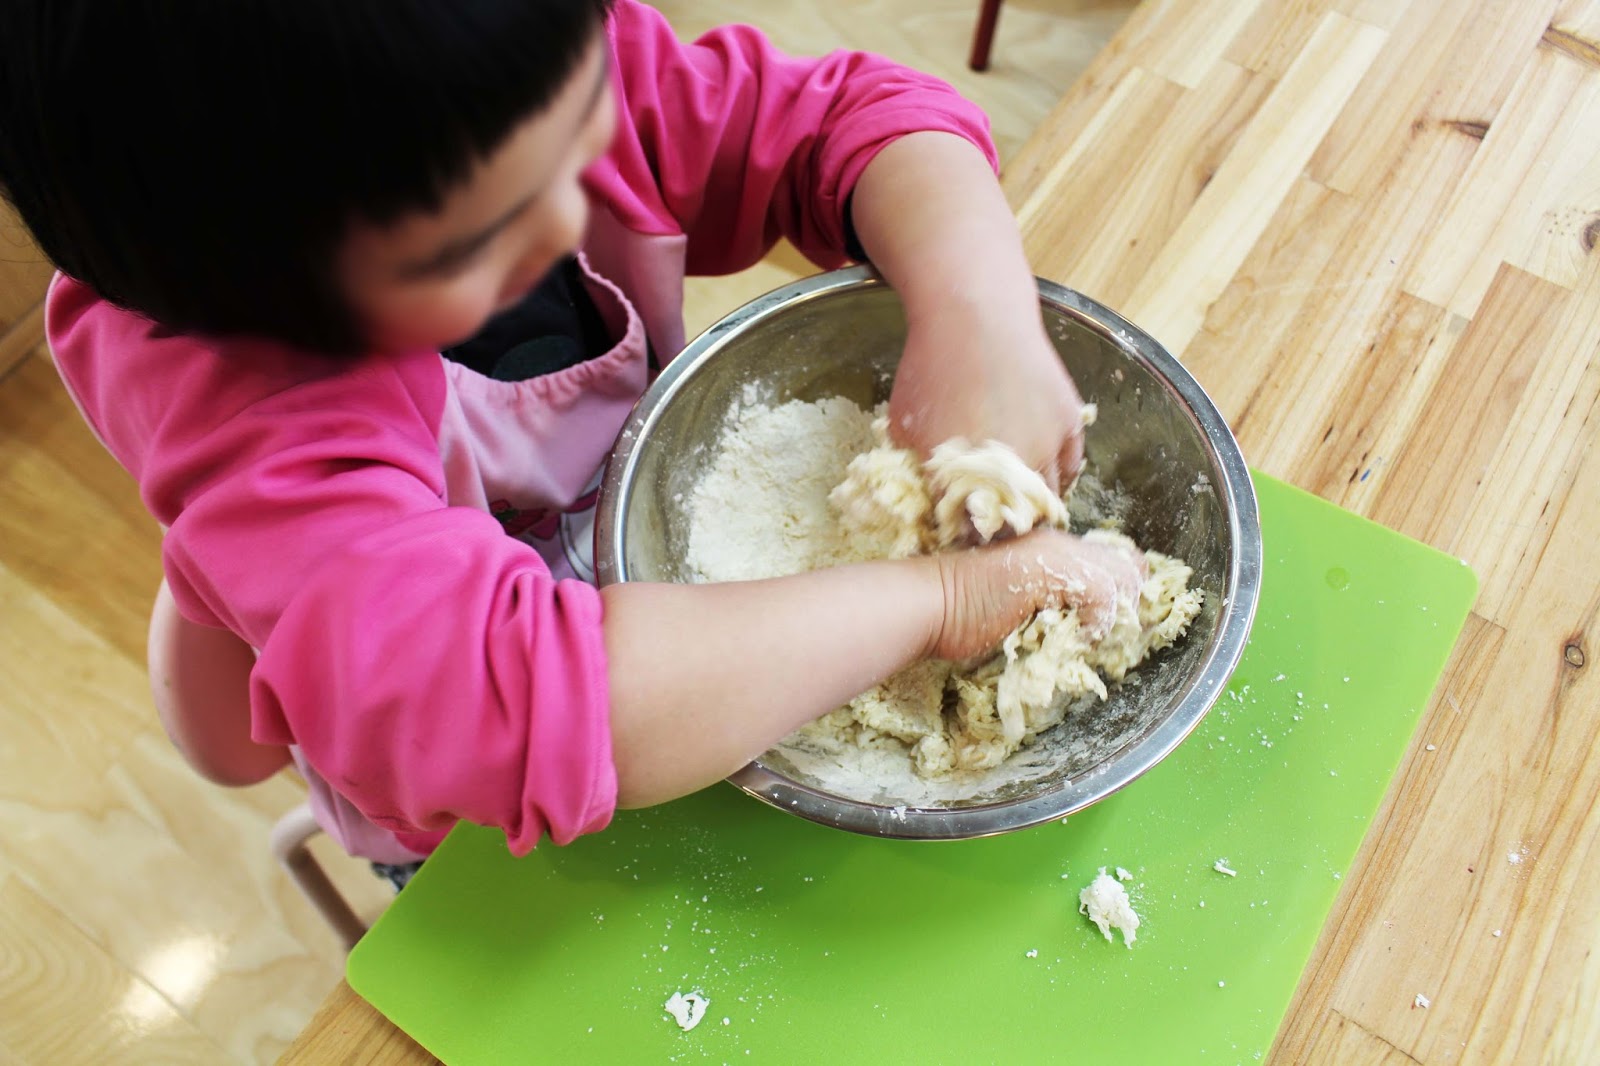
[828,422,934,559]
[663,991,709,1031]
[828,418,1068,555]
[685,397,1203,780]
[1079,868,1140,947]
[926,437,1068,546]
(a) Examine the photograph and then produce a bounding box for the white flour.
[684,396,880,582]
[684,395,1201,800]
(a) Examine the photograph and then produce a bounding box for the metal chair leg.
[270,802,369,951]
[970,0,1005,72]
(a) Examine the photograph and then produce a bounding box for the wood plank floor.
[0,2,1132,1062]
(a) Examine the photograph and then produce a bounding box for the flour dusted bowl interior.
[596,266,1261,839]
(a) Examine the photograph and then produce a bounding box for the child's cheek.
[365,275,502,354]
[436,274,508,347]
[590,88,620,160]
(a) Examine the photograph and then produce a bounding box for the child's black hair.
[0,0,612,354]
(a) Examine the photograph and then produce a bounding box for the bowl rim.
[596,265,1263,840]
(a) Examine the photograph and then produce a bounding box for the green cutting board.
[347,473,1477,1064]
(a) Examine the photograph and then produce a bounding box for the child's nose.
[501,188,589,305]
[544,179,590,260]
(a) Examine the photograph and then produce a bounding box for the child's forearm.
[850,131,1040,336]
[149,579,291,787]
[848,131,1085,484]
[598,528,1142,810]
[600,558,943,808]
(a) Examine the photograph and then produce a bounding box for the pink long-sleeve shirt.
[47,1,996,862]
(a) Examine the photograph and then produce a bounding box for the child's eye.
[399,197,534,282]
[427,243,489,278]
[400,233,496,282]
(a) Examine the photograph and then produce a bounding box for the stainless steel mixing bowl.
[595,266,1261,839]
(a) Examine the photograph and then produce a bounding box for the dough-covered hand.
[889,312,1090,493]
[930,530,1144,662]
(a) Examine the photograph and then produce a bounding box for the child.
[0,0,1136,871]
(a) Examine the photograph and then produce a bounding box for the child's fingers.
[1058,393,1098,490]
[1028,531,1144,633]
[1054,428,1085,491]
[937,530,1145,661]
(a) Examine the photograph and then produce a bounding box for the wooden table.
[284,1,1600,1061]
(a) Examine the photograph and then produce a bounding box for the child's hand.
[930,529,1144,662]
[890,310,1089,491]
